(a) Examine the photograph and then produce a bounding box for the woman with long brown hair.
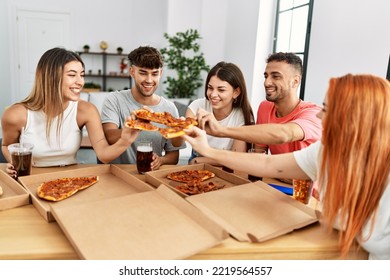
[185,61,255,164]
[182,73,390,259]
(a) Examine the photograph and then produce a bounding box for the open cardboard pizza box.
[49,179,318,259]
[18,164,155,222]
[0,169,30,211]
[145,163,251,197]
[184,180,319,242]
[50,184,229,260]
[146,163,317,243]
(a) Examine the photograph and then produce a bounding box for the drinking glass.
[8,143,34,178]
[136,141,153,174]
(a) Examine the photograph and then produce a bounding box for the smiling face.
[130,65,162,98]
[206,75,240,111]
[62,61,85,101]
[263,61,301,102]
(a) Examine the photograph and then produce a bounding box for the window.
[273,0,314,100]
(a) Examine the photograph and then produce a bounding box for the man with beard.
[100,46,184,168]
[196,52,322,156]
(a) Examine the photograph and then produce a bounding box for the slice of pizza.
[175,181,225,195]
[167,169,215,183]
[134,109,167,124]
[125,119,159,131]
[134,109,197,127]
[175,181,202,195]
[158,118,197,138]
[158,126,186,139]
[37,176,99,202]
[201,181,225,192]
[164,117,198,128]
[70,176,99,190]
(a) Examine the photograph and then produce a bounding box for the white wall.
[1,0,11,116]
[1,0,389,128]
[1,0,261,109]
[305,0,390,105]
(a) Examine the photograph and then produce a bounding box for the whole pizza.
[37,176,99,202]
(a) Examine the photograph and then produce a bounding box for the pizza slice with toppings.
[125,119,159,131]
[37,176,99,202]
[166,169,215,183]
[175,181,225,195]
[131,108,198,138]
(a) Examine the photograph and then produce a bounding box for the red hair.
[319,74,390,257]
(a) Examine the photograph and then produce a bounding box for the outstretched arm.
[196,108,305,145]
[79,101,139,163]
[182,126,309,180]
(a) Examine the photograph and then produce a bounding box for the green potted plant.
[82,82,101,93]
[160,29,210,99]
[83,44,90,53]
[117,47,123,54]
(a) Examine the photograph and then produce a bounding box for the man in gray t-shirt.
[100,46,185,169]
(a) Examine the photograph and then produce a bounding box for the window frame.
[273,0,314,100]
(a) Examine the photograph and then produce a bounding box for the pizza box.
[18,164,154,222]
[0,169,30,211]
[185,180,319,242]
[145,163,251,197]
[50,184,229,260]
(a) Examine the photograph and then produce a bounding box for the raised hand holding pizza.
[195,108,225,137]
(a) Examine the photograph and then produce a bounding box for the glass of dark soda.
[8,143,34,178]
[136,141,153,174]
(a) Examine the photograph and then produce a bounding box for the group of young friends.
[1,46,389,260]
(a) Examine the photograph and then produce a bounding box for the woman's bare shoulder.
[2,103,27,117]
[78,99,98,111]
[77,99,100,125]
[1,103,27,126]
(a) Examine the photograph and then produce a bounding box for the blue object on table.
[268,183,293,196]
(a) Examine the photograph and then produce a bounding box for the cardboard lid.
[50,185,228,260]
[18,165,154,222]
[0,169,30,211]
[186,181,318,242]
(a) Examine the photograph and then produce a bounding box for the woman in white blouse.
[185,61,254,165]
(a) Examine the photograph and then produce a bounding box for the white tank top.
[22,101,82,167]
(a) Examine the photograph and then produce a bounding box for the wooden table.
[0,164,368,260]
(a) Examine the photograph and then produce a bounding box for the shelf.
[78,51,126,56]
[85,74,130,79]
[78,51,131,91]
